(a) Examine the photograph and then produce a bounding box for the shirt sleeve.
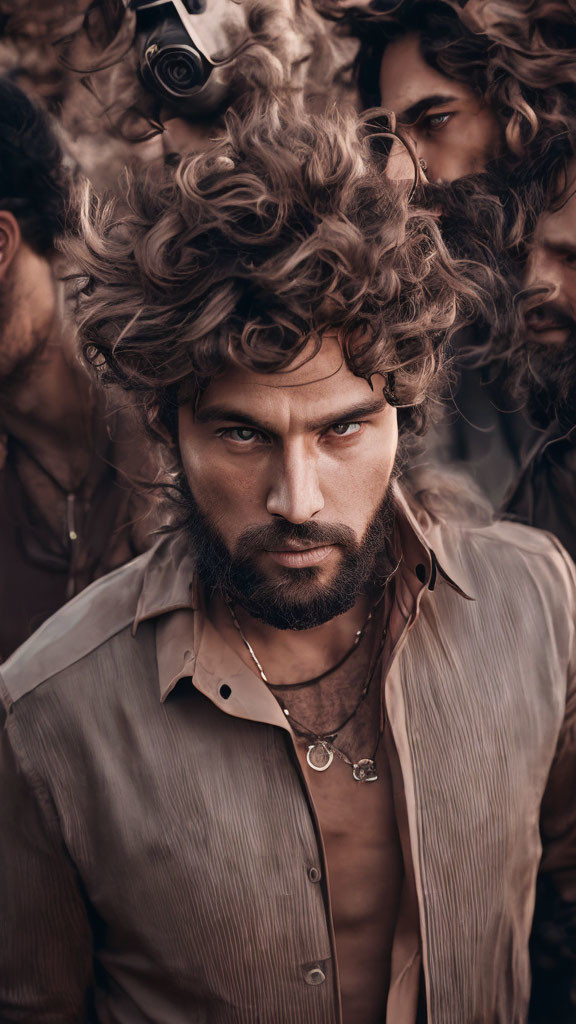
[0,700,94,1022]
[533,540,576,1019]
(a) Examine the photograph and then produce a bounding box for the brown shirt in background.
[505,424,576,564]
[0,399,163,661]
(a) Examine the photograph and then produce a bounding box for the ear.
[0,210,21,281]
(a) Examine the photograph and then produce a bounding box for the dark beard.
[412,172,525,349]
[0,315,50,393]
[523,329,576,428]
[177,477,397,630]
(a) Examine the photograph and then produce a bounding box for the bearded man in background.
[321,0,576,511]
[505,157,576,1009]
[326,0,576,184]
[0,77,159,660]
[506,158,576,564]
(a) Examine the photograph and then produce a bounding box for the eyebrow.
[539,239,576,257]
[194,397,389,434]
[397,93,459,126]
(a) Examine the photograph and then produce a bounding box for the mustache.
[524,302,576,333]
[234,521,358,560]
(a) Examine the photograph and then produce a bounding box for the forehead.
[378,32,466,113]
[196,335,382,422]
[536,168,576,245]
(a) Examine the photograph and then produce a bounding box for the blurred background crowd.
[0,0,575,1010]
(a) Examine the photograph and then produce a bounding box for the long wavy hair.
[319,0,576,175]
[318,0,576,381]
[68,98,492,447]
[499,156,576,427]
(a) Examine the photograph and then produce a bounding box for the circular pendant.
[306,741,334,772]
[352,758,378,783]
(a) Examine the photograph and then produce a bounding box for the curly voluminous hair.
[320,0,576,174]
[70,98,487,443]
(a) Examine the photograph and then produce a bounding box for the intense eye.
[330,422,362,437]
[222,427,262,443]
[424,112,452,130]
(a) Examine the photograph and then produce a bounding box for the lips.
[265,545,336,568]
[525,305,574,339]
[526,318,567,333]
[524,311,573,344]
[525,323,571,344]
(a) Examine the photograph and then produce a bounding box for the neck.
[212,590,373,687]
[0,324,94,454]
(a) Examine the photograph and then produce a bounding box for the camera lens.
[140,21,211,99]
[148,43,207,96]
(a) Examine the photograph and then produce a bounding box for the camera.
[129,0,245,112]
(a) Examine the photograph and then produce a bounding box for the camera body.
[129,0,245,114]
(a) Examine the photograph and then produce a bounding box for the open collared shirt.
[1,485,575,1024]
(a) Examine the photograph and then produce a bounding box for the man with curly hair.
[506,157,576,564]
[327,0,576,185]
[0,77,158,661]
[0,100,575,1024]
[320,0,576,508]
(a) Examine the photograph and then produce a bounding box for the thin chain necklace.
[225,595,389,783]
[10,397,97,549]
[225,593,381,691]
[11,436,85,544]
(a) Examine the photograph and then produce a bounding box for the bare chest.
[294,734,403,1024]
[280,656,403,1024]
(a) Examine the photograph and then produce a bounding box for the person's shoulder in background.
[0,529,191,712]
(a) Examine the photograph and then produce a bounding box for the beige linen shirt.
[1,486,575,1024]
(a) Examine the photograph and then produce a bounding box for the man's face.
[378,33,501,183]
[178,334,399,629]
[0,222,59,386]
[521,165,576,420]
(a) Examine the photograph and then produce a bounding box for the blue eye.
[425,112,452,130]
[226,428,260,442]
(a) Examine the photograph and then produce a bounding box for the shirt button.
[304,967,326,986]
[219,684,232,699]
[415,563,427,584]
[308,866,321,883]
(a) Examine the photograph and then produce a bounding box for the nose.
[385,135,418,183]
[525,243,563,294]
[266,442,324,524]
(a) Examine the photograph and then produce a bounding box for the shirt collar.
[133,530,198,633]
[133,482,472,703]
[392,482,476,601]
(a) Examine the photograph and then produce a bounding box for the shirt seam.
[0,614,137,705]
[3,696,66,841]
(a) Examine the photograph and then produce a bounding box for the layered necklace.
[226,592,391,783]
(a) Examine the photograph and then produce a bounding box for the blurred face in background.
[378,33,501,183]
[0,211,61,385]
[521,162,576,420]
[524,165,576,345]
